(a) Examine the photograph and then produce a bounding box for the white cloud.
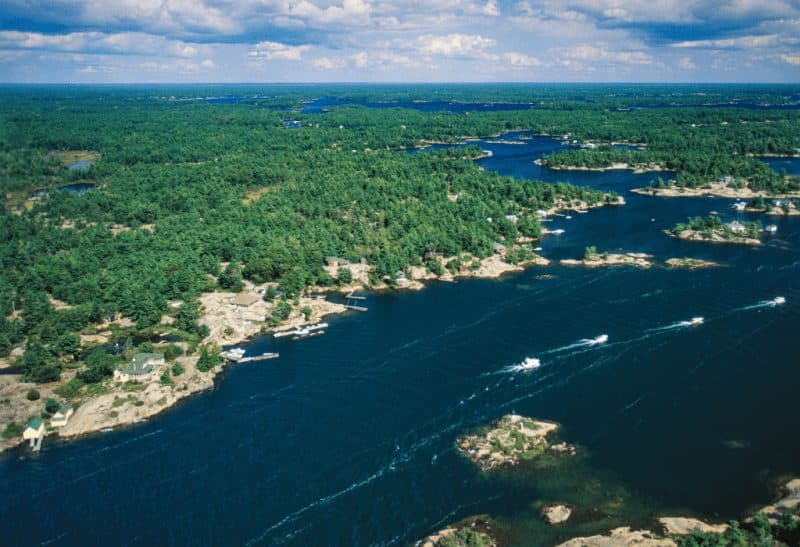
[677,56,696,69]
[672,34,780,49]
[781,53,800,65]
[247,41,310,61]
[559,44,651,64]
[312,56,346,69]
[503,52,543,67]
[416,33,496,58]
[288,0,372,27]
[0,30,204,58]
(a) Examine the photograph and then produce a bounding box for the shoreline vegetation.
[631,181,800,199]
[667,215,763,246]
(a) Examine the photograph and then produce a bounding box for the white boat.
[508,357,541,372]
[690,317,704,325]
[772,296,786,305]
[550,229,565,235]
[765,224,778,234]
[565,215,572,219]
[221,347,246,361]
[584,334,608,345]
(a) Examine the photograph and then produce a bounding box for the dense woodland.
[1,85,798,387]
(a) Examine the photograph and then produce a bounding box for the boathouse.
[23,418,45,451]
[50,404,74,427]
[114,353,164,382]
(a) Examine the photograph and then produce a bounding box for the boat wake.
[646,317,704,333]
[503,357,541,373]
[739,296,787,311]
[540,334,609,356]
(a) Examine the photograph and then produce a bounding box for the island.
[741,197,800,216]
[560,247,653,268]
[664,257,721,269]
[456,414,576,471]
[666,215,763,245]
[631,180,800,199]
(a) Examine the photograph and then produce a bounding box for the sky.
[0,0,799,83]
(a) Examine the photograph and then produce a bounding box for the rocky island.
[667,215,763,246]
[456,414,576,471]
[664,257,721,269]
[560,247,653,268]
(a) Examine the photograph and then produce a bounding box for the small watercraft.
[551,229,565,235]
[689,317,704,325]
[772,296,786,305]
[585,334,608,345]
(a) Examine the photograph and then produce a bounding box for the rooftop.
[231,293,261,307]
[27,418,43,430]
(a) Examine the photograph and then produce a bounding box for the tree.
[77,349,116,384]
[218,261,244,292]
[26,389,40,401]
[337,267,353,284]
[300,306,313,321]
[20,343,62,384]
[196,345,221,372]
[44,398,60,414]
[1,422,23,439]
[52,333,80,357]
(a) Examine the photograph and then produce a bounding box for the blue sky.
[0,0,799,83]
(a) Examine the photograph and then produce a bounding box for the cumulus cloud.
[503,52,544,67]
[416,33,496,58]
[312,56,346,70]
[0,30,203,57]
[781,53,800,65]
[247,41,310,61]
[672,34,781,49]
[677,56,696,69]
[559,44,651,65]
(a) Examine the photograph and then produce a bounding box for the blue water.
[299,97,536,114]
[3,137,800,546]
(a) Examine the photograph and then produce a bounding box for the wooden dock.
[221,351,279,363]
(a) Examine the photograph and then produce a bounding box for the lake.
[1,135,799,546]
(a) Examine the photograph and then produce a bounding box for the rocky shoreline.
[666,228,761,246]
[560,252,654,269]
[456,414,576,471]
[632,182,800,199]
[534,158,663,174]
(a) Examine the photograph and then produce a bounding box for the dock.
[345,293,368,311]
[274,322,328,339]
[220,350,279,363]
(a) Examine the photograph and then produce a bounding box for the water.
[299,97,536,114]
[2,136,800,546]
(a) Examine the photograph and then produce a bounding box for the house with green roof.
[114,353,165,383]
[23,418,45,450]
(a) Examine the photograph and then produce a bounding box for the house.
[581,142,597,150]
[505,214,519,223]
[535,209,549,217]
[50,404,74,428]
[325,256,347,267]
[231,293,260,308]
[114,353,164,382]
[493,242,507,255]
[727,220,746,233]
[423,250,443,261]
[23,418,45,450]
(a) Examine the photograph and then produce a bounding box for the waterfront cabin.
[231,293,260,308]
[732,201,746,212]
[423,251,443,261]
[727,220,746,233]
[505,214,519,223]
[493,242,507,255]
[50,404,74,427]
[23,418,45,450]
[114,353,164,383]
